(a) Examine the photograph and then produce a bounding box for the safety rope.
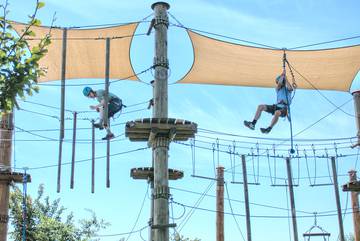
[283,50,296,154]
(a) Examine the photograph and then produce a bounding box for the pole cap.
[351,90,360,95]
[151,2,170,10]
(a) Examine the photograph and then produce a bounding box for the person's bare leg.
[253,104,266,121]
[269,110,281,128]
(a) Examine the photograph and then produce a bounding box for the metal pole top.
[151,2,170,10]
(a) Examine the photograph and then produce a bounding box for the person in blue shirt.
[244,71,293,134]
[83,87,123,140]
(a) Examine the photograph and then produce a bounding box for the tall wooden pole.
[216,166,224,241]
[0,113,13,241]
[348,170,360,241]
[331,156,345,241]
[285,157,299,241]
[57,28,67,193]
[352,91,360,146]
[241,155,252,241]
[152,2,170,241]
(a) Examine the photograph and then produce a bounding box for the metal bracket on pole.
[147,18,156,35]
[153,186,170,200]
[168,128,176,142]
[151,223,176,229]
[153,56,169,69]
[148,128,159,147]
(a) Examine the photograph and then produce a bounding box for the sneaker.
[260,127,272,134]
[244,120,255,130]
[102,133,115,140]
[93,123,104,130]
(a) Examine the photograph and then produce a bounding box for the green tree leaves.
[9,184,108,241]
[0,0,51,112]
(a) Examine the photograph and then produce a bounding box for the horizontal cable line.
[198,128,355,143]
[172,200,355,219]
[36,66,153,87]
[15,126,126,143]
[193,138,353,152]
[170,186,312,214]
[174,141,354,159]
[19,99,151,114]
[25,32,148,41]
[18,108,62,121]
[14,122,126,133]
[94,225,148,238]
[169,23,280,50]
[14,147,149,171]
[196,134,355,148]
[289,35,360,50]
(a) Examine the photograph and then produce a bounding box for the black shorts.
[108,98,122,118]
[265,104,287,117]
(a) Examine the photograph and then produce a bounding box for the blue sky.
[4,0,360,241]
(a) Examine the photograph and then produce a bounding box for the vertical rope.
[70,112,77,189]
[283,50,295,154]
[22,168,28,241]
[91,120,95,193]
[57,28,68,193]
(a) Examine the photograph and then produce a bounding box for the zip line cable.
[224,182,246,241]
[168,12,360,50]
[14,147,149,171]
[286,61,355,117]
[170,186,314,214]
[177,180,215,232]
[172,199,358,219]
[94,226,148,238]
[36,65,153,87]
[125,184,149,241]
[289,35,360,50]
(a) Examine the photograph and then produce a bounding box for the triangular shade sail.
[179,30,360,92]
[12,22,139,82]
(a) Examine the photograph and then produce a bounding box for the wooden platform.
[342,181,360,192]
[0,171,31,183]
[125,118,197,143]
[131,167,184,180]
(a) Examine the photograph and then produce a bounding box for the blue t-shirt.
[276,86,292,106]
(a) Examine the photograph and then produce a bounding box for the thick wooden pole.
[349,170,360,241]
[331,156,345,241]
[286,157,299,241]
[152,2,170,241]
[352,91,360,146]
[216,166,224,241]
[241,155,252,241]
[0,113,13,241]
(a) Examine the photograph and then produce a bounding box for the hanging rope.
[283,50,296,154]
[22,168,28,241]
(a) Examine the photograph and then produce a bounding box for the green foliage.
[172,233,201,241]
[0,0,51,112]
[9,184,109,241]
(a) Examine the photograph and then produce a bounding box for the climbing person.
[244,71,294,134]
[83,86,123,140]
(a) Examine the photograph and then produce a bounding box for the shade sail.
[179,30,360,92]
[12,22,139,82]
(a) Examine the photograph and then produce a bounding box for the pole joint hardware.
[153,56,169,69]
[154,15,169,28]
[153,186,170,200]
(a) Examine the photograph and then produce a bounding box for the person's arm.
[285,76,293,91]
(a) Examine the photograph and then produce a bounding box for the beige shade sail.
[12,22,139,82]
[179,30,360,92]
